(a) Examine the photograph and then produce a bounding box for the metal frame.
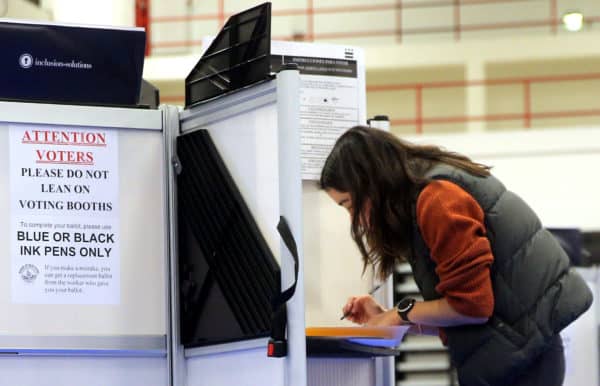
[0,335,166,357]
[179,80,277,133]
[0,101,162,131]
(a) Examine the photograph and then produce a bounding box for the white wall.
[4,0,51,20]
[364,34,600,135]
[146,0,600,54]
[404,127,600,231]
[49,0,135,27]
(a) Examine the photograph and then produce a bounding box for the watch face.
[397,298,414,312]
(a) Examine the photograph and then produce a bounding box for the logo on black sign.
[19,53,34,69]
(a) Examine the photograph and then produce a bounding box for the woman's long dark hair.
[319,126,490,280]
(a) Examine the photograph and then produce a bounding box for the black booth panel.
[176,129,280,348]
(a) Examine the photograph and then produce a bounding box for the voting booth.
[0,101,169,386]
[0,3,385,386]
[0,60,310,386]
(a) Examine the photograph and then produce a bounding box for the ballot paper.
[306,325,411,348]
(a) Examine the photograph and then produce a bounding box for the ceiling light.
[562,11,584,32]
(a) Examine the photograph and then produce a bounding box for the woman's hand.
[364,308,404,327]
[342,295,386,325]
[342,295,439,332]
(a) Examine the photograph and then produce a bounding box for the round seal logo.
[19,264,39,283]
[19,53,34,69]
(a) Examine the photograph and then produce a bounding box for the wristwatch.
[396,297,416,322]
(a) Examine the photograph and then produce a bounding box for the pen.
[340,283,383,320]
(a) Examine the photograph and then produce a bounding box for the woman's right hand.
[342,295,386,325]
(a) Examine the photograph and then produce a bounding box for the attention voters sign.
[9,123,120,304]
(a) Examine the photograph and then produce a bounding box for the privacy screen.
[176,129,280,348]
[184,2,272,108]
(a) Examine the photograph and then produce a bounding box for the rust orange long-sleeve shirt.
[416,180,495,338]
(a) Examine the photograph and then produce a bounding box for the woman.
[320,125,592,386]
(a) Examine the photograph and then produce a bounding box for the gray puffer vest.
[407,164,593,386]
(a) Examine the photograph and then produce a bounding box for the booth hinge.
[172,155,182,175]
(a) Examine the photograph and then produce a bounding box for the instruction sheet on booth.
[271,41,366,180]
[9,123,120,304]
[199,38,366,180]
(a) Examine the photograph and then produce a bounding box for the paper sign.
[271,41,367,180]
[9,123,120,304]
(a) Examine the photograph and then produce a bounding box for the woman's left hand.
[364,308,404,327]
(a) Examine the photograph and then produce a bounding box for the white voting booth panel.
[171,71,307,386]
[0,101,169,386]
[0,357,167,386]
[561,267,599,386]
